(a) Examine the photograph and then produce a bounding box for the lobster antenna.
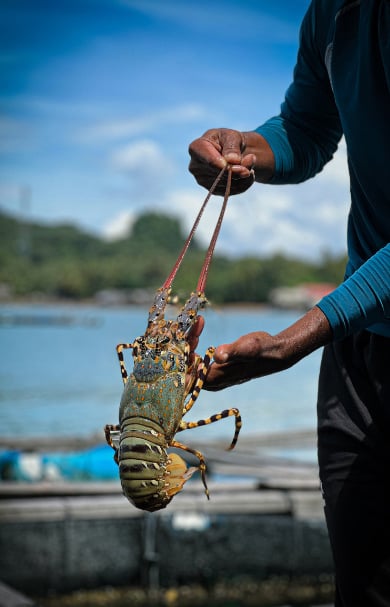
[196,166,232,293]
[162,166,227,290]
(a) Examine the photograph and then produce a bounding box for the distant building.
[269,283,336,310]
[94,288,154,306]
[0,283,12,301]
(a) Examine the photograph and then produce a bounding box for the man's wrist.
[242,131,275,183]
[275,306,333,366]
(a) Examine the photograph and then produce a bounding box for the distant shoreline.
[0,427,316,453]
[0,297,287,313]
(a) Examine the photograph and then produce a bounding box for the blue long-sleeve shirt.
[255,0,390,339]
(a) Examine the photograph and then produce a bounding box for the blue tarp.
[0,444,118,482]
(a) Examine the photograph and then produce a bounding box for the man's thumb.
[213,345,230,363]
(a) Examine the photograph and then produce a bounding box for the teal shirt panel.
[255,0,390,338]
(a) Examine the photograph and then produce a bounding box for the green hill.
[0,209,346,302]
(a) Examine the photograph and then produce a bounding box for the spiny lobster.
[104,166,242,512]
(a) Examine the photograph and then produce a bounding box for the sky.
[0,0,350,261]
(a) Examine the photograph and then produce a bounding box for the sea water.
[0,303,321,446]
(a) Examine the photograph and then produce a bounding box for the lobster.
[104,166,242,512]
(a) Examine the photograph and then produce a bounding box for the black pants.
[317,331,390,607]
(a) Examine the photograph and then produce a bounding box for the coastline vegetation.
[1,210,347,303]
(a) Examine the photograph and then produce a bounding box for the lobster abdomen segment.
[119,417,196,512]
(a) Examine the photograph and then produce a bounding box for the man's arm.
[204,242,390,391]
[255,0,343,184]
[204,306,332,390]
[318,243,390,339]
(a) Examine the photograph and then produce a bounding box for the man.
[188,1,390,605]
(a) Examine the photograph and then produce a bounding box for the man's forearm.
[274,305,333,368]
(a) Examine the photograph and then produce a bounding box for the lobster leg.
[178,408,242,451]
[170,439,210,499]
[183,346,215,414]
[104,423,120,463]
[116,343,134,384]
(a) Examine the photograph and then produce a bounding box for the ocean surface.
[0,302,321,447]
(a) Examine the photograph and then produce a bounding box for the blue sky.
[1,0,350,260]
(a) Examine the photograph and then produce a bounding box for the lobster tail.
[119,417,197,512]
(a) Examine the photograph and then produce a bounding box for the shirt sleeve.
[317,244,390,339]
[255,0,343,184]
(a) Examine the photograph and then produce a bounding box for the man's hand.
[188,128,275,194]
[203,331,291,390]
[203,307,333,391]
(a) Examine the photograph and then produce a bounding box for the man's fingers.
[213,344,230,363]
[187,315,205,365]
[189,137,227,169]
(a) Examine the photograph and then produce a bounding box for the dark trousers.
[317,331,390,606]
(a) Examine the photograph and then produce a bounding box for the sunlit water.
[0,303,321,446]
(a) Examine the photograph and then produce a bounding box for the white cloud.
[120,1,301,44]
[106,138,177,212]
[156,142,350,261]
[0,116,34,153]
[102,209,135,240]
[0,182,25,204]
[7,94,104,118]
[318,137,349,186]
[110,139,174,175]
[79,104,207,143]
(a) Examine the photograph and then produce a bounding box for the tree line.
[0,210,347,303]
